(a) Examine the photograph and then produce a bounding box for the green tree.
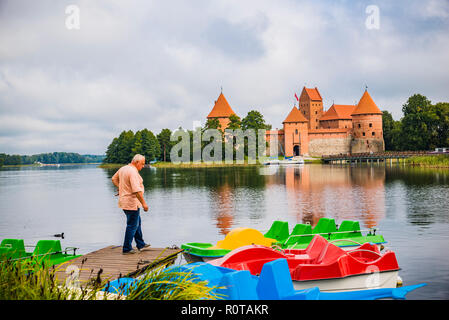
[382,110,397,150]
[157,128,173,162]
[400,94,433,150]
[141,129,160,162]
[131,131,143,156]
[427,102,449,149]
[204,118,221,130]
[117,130,135,163]
[227,113,241,130]
[241,110,268,131]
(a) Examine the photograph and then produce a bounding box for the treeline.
[0,152,106,167]
[103,110,271,164]
[382,94,449,151]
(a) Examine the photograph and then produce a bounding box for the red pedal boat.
[208,235,400,292]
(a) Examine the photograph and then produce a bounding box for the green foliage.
[382,95,449,151]
[0,152,105,166]
[406,155,449,167]
[104,129,161,164]
[227,113,241,130]
[0,258,220,300]
[119,263,222,300]
[241,110,270,131]
[157,128,174,162]
[204,118,222,130]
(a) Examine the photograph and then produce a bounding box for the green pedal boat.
[181,217,386,262]
[0,238,81,267]
[270,217,386,250]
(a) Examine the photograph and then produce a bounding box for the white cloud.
[0,0,448,154]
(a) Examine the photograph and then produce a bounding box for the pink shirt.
[111,164,144,210]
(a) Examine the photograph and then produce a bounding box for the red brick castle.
[206,86,385,157]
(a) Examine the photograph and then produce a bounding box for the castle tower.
[298,87,324,130]
[282,106,309,157]
[207,92,237,131]
[350,90,384,153]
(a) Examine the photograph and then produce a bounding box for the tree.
[382,110,397,150]
[157,128,173,162]
[104,138,120,163]
[116,130,135,163]
[227,113,241,130]
[140,129,160,162]
[204,118,221,130]
[241,110,268,131]
[427,102,449,149]
[402,94,431,116]
[400,94,434,150]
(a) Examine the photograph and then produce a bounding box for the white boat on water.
[264,157,304,165]
[35,161,61,167]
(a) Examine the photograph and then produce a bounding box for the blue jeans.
[122,208,146,253]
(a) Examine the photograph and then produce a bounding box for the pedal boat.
[0,239,80,267]
[106,259,425,300]
[181,228,277,263]
[208,235,400,292]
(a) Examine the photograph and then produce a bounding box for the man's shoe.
[138,244,151,252]
[122,249,137,255]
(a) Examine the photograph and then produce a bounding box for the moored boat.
[208,235,400,292]
[181,228,277,263]
[0,238,81,267]
[105,258,425,300]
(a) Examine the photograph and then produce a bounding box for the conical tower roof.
[320,104,356,121]
[351,90,382,116]
[283,106,308,123]
[207,93,236,118]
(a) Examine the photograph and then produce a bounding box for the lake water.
[0,163,448,299]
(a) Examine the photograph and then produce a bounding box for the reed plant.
[406,154,449,167]
[1,257,222,300]
[107,263,224,300]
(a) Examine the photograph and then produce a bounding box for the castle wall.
[308,135,352,157]
[350,138,385,154]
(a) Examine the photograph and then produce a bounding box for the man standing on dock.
[111,154,151,254]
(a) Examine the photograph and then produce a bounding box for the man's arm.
[136,191,149,212]
[111,172,119,195]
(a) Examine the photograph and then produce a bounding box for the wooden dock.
[322,151,432,164]
[55,245,183,286]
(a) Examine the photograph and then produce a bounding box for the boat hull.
[292,270,399,292]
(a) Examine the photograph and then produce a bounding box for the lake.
[0,163,448,299]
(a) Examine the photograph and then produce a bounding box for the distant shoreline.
[1,162,103,168]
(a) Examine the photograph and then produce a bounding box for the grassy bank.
[99,161,262,169]
[405,155,449,168]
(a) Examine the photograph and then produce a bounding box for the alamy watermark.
[65,5,80,30]
[169,127,280,165]
[365,5,380,30]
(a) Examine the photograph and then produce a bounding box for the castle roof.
[303,87,323,101]
[320,104,356,121]
[351,90,382,116]
[207,93,236,118]
[283,106,308,123]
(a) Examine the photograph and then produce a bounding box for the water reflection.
[263,165,386,228]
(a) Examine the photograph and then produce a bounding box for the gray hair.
[131,154,145,163]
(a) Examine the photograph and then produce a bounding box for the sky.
[0,0,448,155]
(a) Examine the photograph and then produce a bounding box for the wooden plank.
[54,246,183,286]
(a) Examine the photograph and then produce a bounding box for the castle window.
[372,132,375,136]
[295,129,298,135]
[315,111,318,114]
[362,132,365,136]
[358,124,361,128]
[369,123,372,127]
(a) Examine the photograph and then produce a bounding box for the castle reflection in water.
[212,165,386,235]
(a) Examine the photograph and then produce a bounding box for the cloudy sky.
[0,0,448,155]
